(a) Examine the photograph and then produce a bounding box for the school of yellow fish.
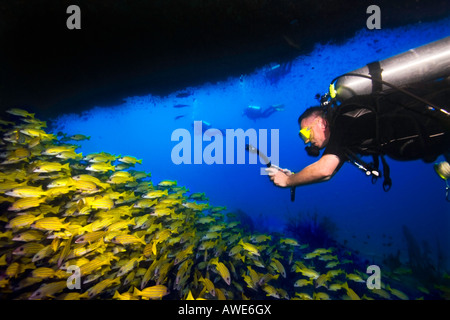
[0,108,448,300]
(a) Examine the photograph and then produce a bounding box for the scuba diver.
[266,36,450,200]
[193,120,227,137]
[243,104,284,120]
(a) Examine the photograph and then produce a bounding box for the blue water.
[53,18,450,269]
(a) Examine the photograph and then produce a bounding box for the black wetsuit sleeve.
[322,105,377,163]
[322,128,347,163]
[322,111,357,163]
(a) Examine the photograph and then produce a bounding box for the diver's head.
[298,106,330,151]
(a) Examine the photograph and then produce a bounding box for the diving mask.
[299,127,312,143]
[299,119,320,143]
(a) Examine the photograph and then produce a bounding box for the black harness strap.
[380,155,392,191]
[371,155,380,184]
[367,61,384,94]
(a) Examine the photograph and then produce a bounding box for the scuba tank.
[327,36,450,126]
[331,36,450,101]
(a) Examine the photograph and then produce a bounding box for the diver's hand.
[269,165,292,175]
[266,167,290,188]
[280,168,293,176]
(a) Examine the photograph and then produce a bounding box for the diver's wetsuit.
[323,84,450,164]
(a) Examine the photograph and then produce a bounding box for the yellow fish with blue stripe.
[0,109,437,301]
[5,186,46,198]
[210,259,231,285]
[85,162,115,172]
[111,234,146,246]
[238,239,260,256]
[6,108,35,118]
[118,156,142,165]
[133,285,169,300]
[32,161,70,173]
[31,217,70,231]
[8,198,47,211]
[6,214,44,229]
[29,281,68,299]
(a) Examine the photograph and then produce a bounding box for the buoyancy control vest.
[324,84,450,191]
